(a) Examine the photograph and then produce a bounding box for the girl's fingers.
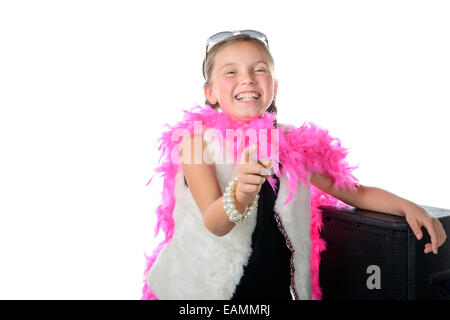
[414,217,446,255]
[237,146,273,192]
[430,218,447,251]
[259,167,274,177]
[259,159,272,170]
[238,173,265,185]
[436,227,443,247]
[423,219,439,254]
[238,163,265,175]
[240,145,258,164]
[237,183,262,195]
[407,218,423,240]
[239,146,273,172]
[238,163,273,178]
[439,224,447,246]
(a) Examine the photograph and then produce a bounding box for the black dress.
[230,175,292,300]
[184,175,293,300]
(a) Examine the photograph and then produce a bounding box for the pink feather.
[141,104,359,300]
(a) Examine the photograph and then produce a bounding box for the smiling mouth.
[235,93,262,101]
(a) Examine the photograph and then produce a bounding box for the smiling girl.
[203,39,277,123]
[142,30,446,300]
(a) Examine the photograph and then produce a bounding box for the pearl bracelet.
[222,177,259,223]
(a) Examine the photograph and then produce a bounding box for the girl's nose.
[239,74,255,84]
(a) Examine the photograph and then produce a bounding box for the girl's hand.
[235,145,272,206]
[404,203,447,254]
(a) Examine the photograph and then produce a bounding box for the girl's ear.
[204,85,217,104]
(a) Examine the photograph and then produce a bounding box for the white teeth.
[235,92,261,100]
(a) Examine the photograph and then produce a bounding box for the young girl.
[142,30,447,300]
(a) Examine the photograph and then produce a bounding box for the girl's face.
[204,41,278,124]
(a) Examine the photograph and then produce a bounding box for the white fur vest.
[146,132,313,299]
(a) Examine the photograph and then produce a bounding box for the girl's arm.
[180,133,253,237]
[310,172,447,254]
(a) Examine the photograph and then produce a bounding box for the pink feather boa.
[141,104,360,300]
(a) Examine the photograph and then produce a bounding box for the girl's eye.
[225,69,266,75]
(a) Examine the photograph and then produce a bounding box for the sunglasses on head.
[205,30,269,57]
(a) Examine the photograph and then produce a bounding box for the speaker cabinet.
[319,205,450,300]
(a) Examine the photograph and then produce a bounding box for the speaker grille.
[319,215,408,299]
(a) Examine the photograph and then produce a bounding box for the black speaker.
[318,204,450,300]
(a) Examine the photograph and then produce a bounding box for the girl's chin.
[229,109,263,123]
[235,101,264,111]
[221,102,267,122]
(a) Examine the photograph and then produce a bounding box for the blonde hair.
[202,34,278,124]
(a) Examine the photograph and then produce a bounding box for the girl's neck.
[226,112,261,125]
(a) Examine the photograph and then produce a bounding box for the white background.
[0,0,449,299]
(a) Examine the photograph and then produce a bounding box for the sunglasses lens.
[209,31,232,43]
[206,32,232,52]
[241,30,265,40]
[206,30,268,54]
[241,30,267,43]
